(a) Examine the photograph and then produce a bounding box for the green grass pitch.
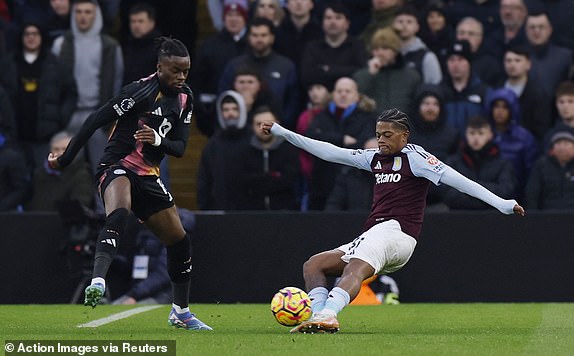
[2,303,573,355]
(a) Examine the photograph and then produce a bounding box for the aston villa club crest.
[392,157,402,171]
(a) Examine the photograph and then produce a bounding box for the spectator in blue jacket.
[440,40,490,135]
[484,87,538,198]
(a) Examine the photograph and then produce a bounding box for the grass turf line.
[1,303,573,356]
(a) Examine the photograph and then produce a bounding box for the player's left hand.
[513,204,525,216]
[134,124,156,144]
[259,121,274,135]
[47,152,61,169]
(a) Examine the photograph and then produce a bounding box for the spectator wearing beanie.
[353,26,420,117]
[208,0,249,31]
[526,129,574,210]
[440,39,490,135]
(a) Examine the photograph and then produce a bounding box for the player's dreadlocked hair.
[155,36,189,60]
[377,108,411,131]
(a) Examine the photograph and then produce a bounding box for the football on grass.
[270,287,312,326]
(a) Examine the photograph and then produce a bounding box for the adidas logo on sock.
[101,239,116,247]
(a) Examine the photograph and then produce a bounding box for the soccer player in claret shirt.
[259,108,525,333]
[48,37,212,331]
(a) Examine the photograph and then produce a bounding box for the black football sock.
[92,208,129,280]
[167,234,192,309]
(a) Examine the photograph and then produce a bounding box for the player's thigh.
[306,249,347,276]
[144,205,186,245]
[102,175,132,214]
[338,220,416,275]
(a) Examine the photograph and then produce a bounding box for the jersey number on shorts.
[156,178,173,201]
[348,236,366,255]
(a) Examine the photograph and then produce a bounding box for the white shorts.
[336,219,417,275]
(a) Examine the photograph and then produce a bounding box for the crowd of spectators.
[1,0,574,214]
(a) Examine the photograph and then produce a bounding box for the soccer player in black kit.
[48,37,212,331]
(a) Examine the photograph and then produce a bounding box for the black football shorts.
[96,164,174,220]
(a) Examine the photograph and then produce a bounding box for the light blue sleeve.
[271,124,375,171]
[405,145,447,185]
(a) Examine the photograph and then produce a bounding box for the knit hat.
[223,0,249,23]
[447,40,473,62]
[370,27,401,52]
[550,130,574,145]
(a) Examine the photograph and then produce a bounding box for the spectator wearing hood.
[237,106,300,210]
[485,87,538,198]
[409,84,459,161]
[353,26,420,117]
[440,39,490,135]
[409,84,459,208]
[442,115,516,210]
[51,0,123,174]
[525,129,574,210]
[197,90,249,210]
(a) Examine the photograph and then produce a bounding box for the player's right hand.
[513,204,525,216]
[47,152,61,170]
[259,121,274,135]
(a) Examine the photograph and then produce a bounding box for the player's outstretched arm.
[440,166,525,216]
[259,121,373,170]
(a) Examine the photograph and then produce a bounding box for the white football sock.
[308,287,329,314]
[172,303,190,314]
[91,277,106,290]
[321,287,350,316]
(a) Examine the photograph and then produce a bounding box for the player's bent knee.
[101,208,129,240]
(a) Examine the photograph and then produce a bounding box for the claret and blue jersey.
[363,144,447,238]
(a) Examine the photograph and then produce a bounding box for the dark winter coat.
[324,166,373,211]
[237,135,300,210]
[353,54,421,117]
[409,84,459,161]
[122,29,161,85]
[525,155,574,210]
[484,87,539,196]
[443,141,516,210]
[0,30,77,141]
[441,73,490,135]
[27,158,93,211]
[305,97,377,210]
